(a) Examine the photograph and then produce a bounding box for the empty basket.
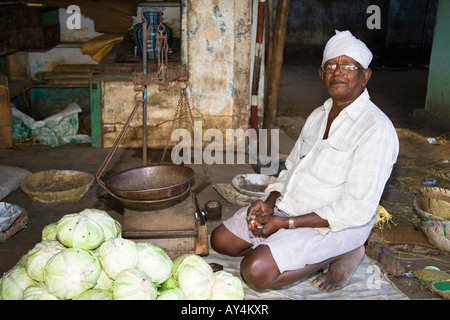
[20,170,94,204]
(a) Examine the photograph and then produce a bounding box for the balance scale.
[94,9,208,259]
[97,163,209,260]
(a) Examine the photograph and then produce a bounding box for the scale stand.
[95,8,208,259]
[122,192,208,259]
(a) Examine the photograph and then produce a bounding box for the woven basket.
[419,187,450,219]
[414,198,450,252]
[428,281,450,300]
[20,170,94,204]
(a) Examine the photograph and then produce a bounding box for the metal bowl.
[231,173,277,198]
[105,164,194,205]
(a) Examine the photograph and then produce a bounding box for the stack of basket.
[414,187,450,252]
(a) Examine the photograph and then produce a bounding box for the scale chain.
[161,82,191,163]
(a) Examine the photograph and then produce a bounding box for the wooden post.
[263,0,290,139]
[250,0,266,130]
[0,74,13,147]
[267,0,274,70]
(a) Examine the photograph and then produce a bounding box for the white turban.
[322,30,373,69]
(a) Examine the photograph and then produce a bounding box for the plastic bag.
[0,202,24,233]
[10,103,91,147]
[0,165,32,201]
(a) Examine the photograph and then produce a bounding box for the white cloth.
[265,89,399,234]
[322,30,373,68]
[223,203,375,273]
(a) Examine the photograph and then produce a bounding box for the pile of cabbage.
[0,208,244,300]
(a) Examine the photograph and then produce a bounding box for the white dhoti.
[223,204,375,274]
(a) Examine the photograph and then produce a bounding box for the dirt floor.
[1,64,449,300]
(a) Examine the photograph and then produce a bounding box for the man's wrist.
[264,191,281,207]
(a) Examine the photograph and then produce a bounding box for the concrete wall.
[281,0,437,67]
[425,0,450,123]
[182,0,252,133]
[100,80,183,149]
[283,0,436,46]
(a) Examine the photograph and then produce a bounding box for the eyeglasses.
[321,63,363,74]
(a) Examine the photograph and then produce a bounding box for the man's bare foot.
[312,246,365,292]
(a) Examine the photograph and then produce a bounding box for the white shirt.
[265,89,399,234]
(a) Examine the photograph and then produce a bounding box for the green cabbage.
[2,207,249,300]
[78,208,121,241]
[112,268,157,300]
[136,243,173,285]
[42,222,58,241]
[0,266,37,300]
[93,269,114,290]
[178,265,215,300]
[157,287,184,300]
[26,240,65,282]
[22,284,59,300]
[210,271,244,300]
[172,254,215,300]
[15,252,30,268]
[43,247,101,300]
[56,213,105,250]
[73,288,113,300]
[172,254,213,278]
[96,238,138,280]
[160,277,178,291]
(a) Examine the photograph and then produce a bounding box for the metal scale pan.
[104,164,194,210]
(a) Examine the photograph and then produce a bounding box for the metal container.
[104,164,194,208]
